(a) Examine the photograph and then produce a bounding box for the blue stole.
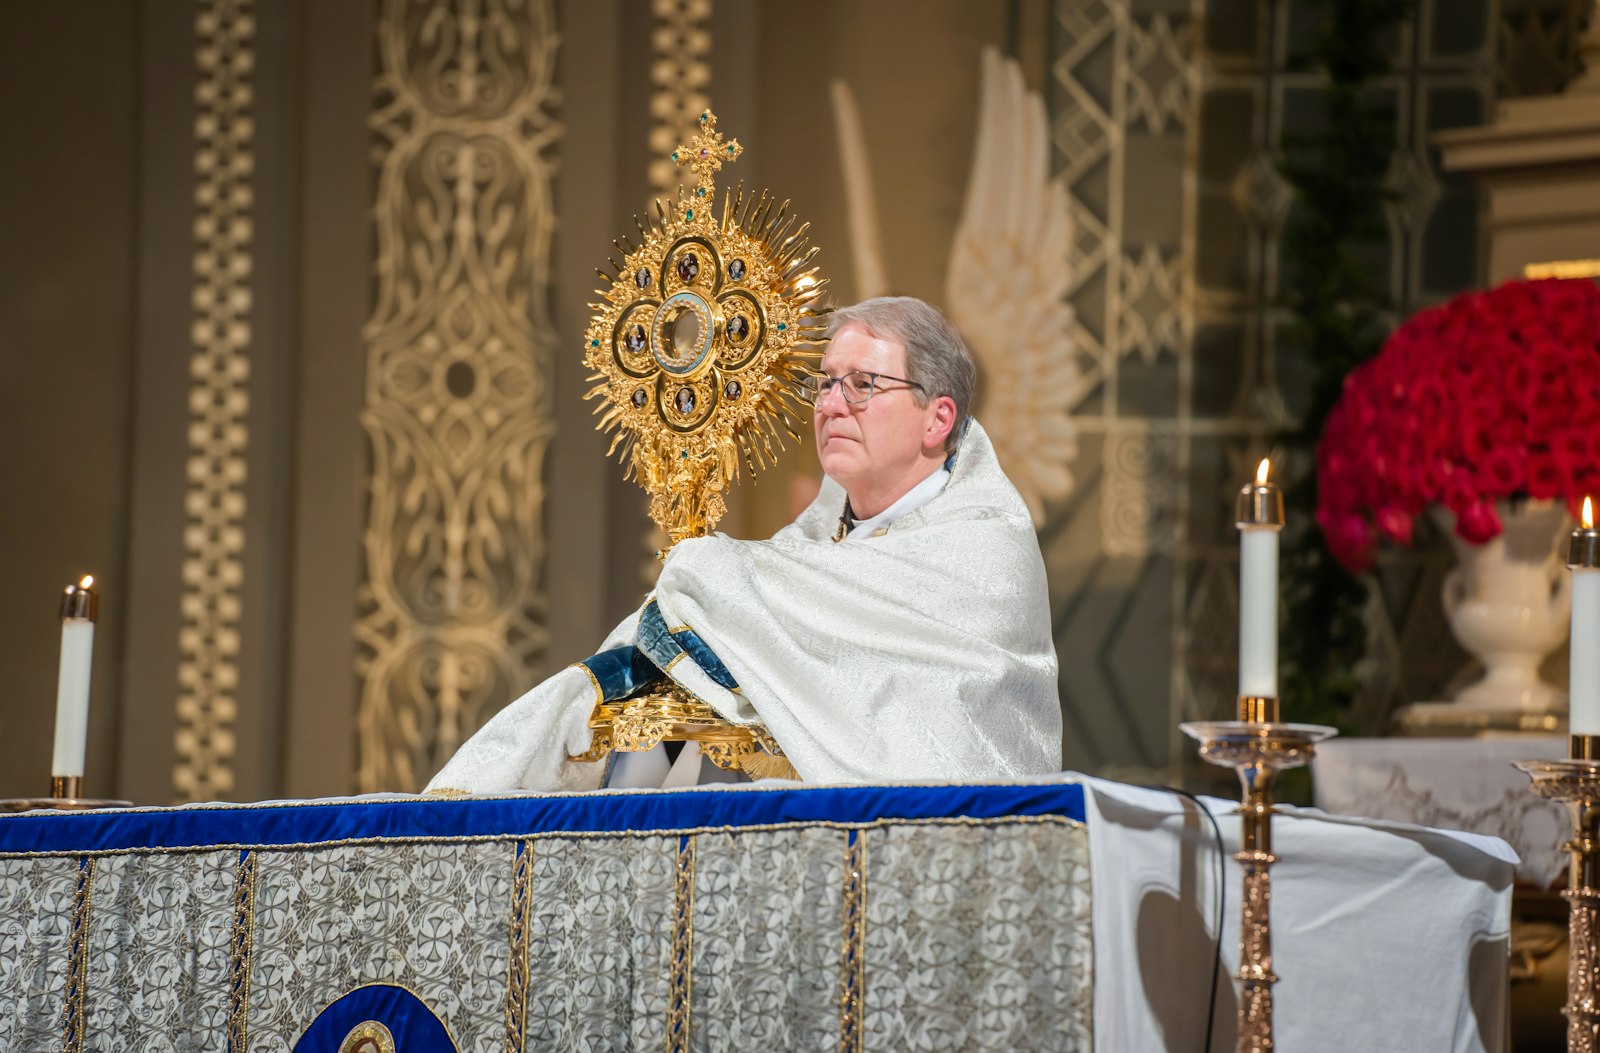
[578,598,738,702]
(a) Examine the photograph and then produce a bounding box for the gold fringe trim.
[227,850,257,1050]
[505,841,533,1052]
[63,856,95,1053]
[668,834,696,1053]
[839,831,867,1053]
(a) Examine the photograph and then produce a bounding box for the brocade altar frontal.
[0,781,1093,1052]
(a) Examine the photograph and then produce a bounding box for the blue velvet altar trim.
[578,646,662,701]
[0,780,1086,856]
[292,983,457,1052]
[637,598,739,690]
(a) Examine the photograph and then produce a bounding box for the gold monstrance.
[571,110,827,779]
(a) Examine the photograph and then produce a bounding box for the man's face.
[812,324,944,495]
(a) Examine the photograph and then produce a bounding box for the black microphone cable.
[1136,782,1228,1053]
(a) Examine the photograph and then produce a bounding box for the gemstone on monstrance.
[727,258,746,281]
[724,380,741,400]
[625,324,647,353]
[635,267,652,290]
[631,388,648,408]
[675,387,697,415]
[726,315,749,342]
[677,252,699,283]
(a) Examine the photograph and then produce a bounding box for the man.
[426,296,1061,793]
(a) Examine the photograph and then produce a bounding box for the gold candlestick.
[0,776,132,813]
[1516,735,1600,1051]
[1183,695,1337,1053]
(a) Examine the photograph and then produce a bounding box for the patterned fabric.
[524,835,677,1050]
[248,842,512,1053]
[85,851,235,1048]
[689,827,844,1049]
[864,820,1094,1050]
[1314,736,1570,887]
[0,787,1092,1051]
[0,857,80,1051]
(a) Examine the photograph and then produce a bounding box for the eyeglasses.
[801,370,925,406]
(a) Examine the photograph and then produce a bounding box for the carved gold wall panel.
[637,0,715,583]
[358,0,563,792]
[648,0,713,198]
[176,0,255,802]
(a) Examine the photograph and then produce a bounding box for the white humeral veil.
[425,420,1062,793]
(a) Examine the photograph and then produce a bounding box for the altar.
[0,777,1513,1052]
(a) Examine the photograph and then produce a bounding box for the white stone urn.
[1434,499,1571,714]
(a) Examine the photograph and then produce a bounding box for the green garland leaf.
[1277,0,1409,727]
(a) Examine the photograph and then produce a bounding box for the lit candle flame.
[1585,497,1595,531]
[79,575,94,590]
[1256,458,1271,486]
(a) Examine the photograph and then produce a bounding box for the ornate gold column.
[357,0,564,792]
[648,0,713,199]
[638,0,714,583]
[176,0,255,802]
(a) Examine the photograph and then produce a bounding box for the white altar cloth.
[1084,778,1515,1052]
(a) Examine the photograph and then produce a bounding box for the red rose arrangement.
[1317,277,1600,572]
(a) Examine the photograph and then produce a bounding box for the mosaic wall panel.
[357,0,565,792]
[176,0,255,802]
[1046,0,1498,772]
[1047,0,1205,775]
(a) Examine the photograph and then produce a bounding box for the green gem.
[696,187,705,197]
[671,151,679,161]
[686,209,693,220]
[776,322,787,331]
[727,145,736,154]
[700,111,709,123]
[681,449,689,459]
[590,339,599,347]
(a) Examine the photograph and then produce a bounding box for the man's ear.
[925,396,959,451]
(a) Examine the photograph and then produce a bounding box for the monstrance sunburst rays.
[584,109,828,547]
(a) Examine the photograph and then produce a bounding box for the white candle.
[1237,460,1284,702]
[1240,527,1280,698]
[1571,498,1600,736]
[52,576,97,779]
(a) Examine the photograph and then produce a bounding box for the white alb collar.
[845,467,951,539]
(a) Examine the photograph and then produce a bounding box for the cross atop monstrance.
[672,109,743,188]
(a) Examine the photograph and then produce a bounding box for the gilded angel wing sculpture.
[832,48,1078,525]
